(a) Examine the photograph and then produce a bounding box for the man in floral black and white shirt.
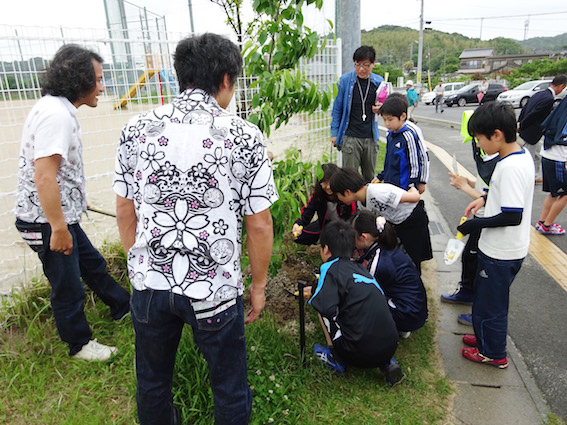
[114,34,277,425]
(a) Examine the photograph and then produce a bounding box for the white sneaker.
[399,331,411,339]
[72,339,117,361]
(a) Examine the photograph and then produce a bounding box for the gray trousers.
[341,135,379,182]
[518,135,542,180]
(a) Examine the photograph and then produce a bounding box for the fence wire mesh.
[0,24,340,294]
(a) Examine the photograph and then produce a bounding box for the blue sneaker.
[457,313,473,326]
[382,358,405,387]
[440,286,473,305]
[314,344,345,374]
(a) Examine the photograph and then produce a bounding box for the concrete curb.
[413,114,461,130]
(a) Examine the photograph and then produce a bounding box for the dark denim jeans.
[16,220,130,355]
[131,289,251,425]
[472,251,523,359]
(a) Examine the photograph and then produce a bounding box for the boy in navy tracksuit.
[377,95,428,194]
[308,220,404,387]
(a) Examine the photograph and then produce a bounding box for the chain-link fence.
[0,23,340,294]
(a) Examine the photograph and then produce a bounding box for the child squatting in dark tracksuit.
[352,210,428,339]
[307,220,405,387]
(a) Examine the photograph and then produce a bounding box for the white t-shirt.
[113,89,278,303]
[479,149,534,260]
[14,95,87,224]
[365,183,417,224]
[541,144,567,162]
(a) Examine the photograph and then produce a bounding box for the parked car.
[444,83,506,107]
[496,80,552,108]
[421,82,465,105]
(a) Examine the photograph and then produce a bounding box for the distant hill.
[360,26,563,74]
[521,33,567,53]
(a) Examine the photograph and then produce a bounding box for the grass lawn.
[0,145,457,424]
[0,238,452,425]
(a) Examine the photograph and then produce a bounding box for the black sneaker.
[441,287,473,305]
[384,359,405,387]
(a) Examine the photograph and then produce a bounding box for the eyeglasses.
[354,62,374,70]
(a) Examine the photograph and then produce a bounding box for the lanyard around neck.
[357,77,371,122]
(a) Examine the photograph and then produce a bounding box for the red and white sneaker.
[538,223,565,235]
[462,334,477,347]
[462,347,508,369]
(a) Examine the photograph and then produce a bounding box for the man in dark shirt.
[331,46,385,182]
[518,75,567,183]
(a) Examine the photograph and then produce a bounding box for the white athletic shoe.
[72,339,117,361]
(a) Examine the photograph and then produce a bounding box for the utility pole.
[188,0,195,33]
[336,0,361,75]
[417,0,424,94]
[479,17,484,40]
[523,17,530,41]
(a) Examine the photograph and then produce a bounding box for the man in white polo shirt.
[14,45,130,362]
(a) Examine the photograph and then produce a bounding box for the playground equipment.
[113,54,178,110]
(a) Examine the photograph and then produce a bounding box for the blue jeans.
[16,220,130,355]
[131,289,251,425]
[472,251,523,359]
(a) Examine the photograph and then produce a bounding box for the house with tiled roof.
[458,48,551,75]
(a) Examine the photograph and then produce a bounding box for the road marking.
[378,124,567,293]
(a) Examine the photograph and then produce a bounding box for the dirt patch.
[244,242,321,326]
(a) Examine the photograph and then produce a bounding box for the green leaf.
[283,69,293,87]
[321,90,330,110]
[295,11,304,27]
[258,31,268,45]
[278,73,286,98]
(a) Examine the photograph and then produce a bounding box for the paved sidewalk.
[423,191,550,425]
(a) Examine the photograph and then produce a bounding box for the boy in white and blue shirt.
[457,102,534,369]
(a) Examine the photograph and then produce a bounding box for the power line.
[431,10,567,22]
[433,22,563,35]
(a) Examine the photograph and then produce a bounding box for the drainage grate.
[428,221,444,235]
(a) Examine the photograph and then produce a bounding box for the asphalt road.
[413,100,521,124]
[407,111,567,420]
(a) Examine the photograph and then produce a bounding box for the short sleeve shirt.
[541,144,567,162]
[113,89,278,302]
[365,183,417,224]
[479,150,534,260]
[14,95,86,224]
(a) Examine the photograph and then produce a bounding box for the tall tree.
[211,0,332,136]
[209,0,246,48]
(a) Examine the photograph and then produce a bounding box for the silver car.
[496,80,566,108]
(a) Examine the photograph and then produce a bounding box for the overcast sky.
[2,0,567,41]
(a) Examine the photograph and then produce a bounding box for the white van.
[422,82,465,105]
